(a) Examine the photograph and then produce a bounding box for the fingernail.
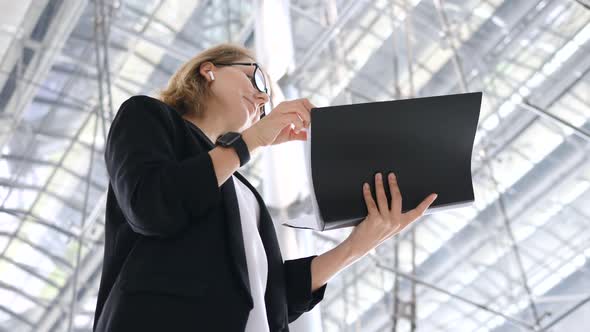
[389,173,395,180]
[433,193,438,199]
[364,183,369,189]
[376,173,382,180]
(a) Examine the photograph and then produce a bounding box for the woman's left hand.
[344,172,438,257]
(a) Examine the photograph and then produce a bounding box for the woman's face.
[204,59,269,132]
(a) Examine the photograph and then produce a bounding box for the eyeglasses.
[213,62,268,118]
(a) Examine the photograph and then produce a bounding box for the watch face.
[218,132,240,146]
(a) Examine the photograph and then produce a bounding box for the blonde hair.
[159,43,256,116]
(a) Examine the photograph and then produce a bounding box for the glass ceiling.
[0,0,589,331]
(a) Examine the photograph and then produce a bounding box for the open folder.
[282,92,482,231]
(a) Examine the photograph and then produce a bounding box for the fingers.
[374,173,390,217]
[289,129,308,141]
[388,172,402,214]
[274,99,308,133]
[362,182,378,215]
[284,113,305,133]
[404,193,437,222]
[277,98,312,126]
[295,99,312,126]
[301,98,315,112]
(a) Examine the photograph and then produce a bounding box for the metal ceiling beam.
[0,279,50,309]
[520,98,590,142]
[1,154,106,191]
[347,101,590,332]
[0,6,162,327]
[283,0,372,84]
[0,208,89,242]
[340,4,590,330]
[109,22,195,62]
[539,296,590,331]
[0,32,106,276]
[322,4,590,324]
[34,208,106,332]
[0,231,73,269]
[0,304,33,328]
[419,0,563,97]
[0,179,90,215]
[359,186,590,331]
[0,99,100,332]
[33,1,256,330]
[372,256,537,330]
[0,0,49,88]
[1,256,61,289]
[32,95,89,112]
[0,68,94,110]
[443,220,590,331]
[0,0,87,152]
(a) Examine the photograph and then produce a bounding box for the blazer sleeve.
[284,255,328,323]
[104,96,221,238]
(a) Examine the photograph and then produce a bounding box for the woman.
[93,43,437,332]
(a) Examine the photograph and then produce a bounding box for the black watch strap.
[216,132,251,167]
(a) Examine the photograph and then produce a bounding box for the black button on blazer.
[93,95,327,332]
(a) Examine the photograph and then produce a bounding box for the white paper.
[282,212,320,230]
[281,126,324,230]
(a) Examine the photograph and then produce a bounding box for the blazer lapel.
[234,172,287,330]
[233,172,283,266]
[183,120,254,307]
[184,119,285,319]
[221,176,254,308]
[222,171,286,317]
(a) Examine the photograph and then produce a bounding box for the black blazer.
[93,95,327,332]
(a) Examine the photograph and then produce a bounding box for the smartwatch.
[215,132,251,167]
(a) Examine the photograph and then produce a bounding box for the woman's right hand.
[344,172,437,257]
[243,98,314,148]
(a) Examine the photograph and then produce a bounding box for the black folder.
[283,92,482,231]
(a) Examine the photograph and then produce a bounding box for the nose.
[254,90,269,107]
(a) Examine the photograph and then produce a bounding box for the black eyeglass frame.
[212,62,269,118]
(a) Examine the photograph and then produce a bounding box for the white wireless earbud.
[208,71,215,81]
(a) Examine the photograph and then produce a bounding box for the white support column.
[254,1,324,330]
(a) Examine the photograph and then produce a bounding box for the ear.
[199,61,215,82]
